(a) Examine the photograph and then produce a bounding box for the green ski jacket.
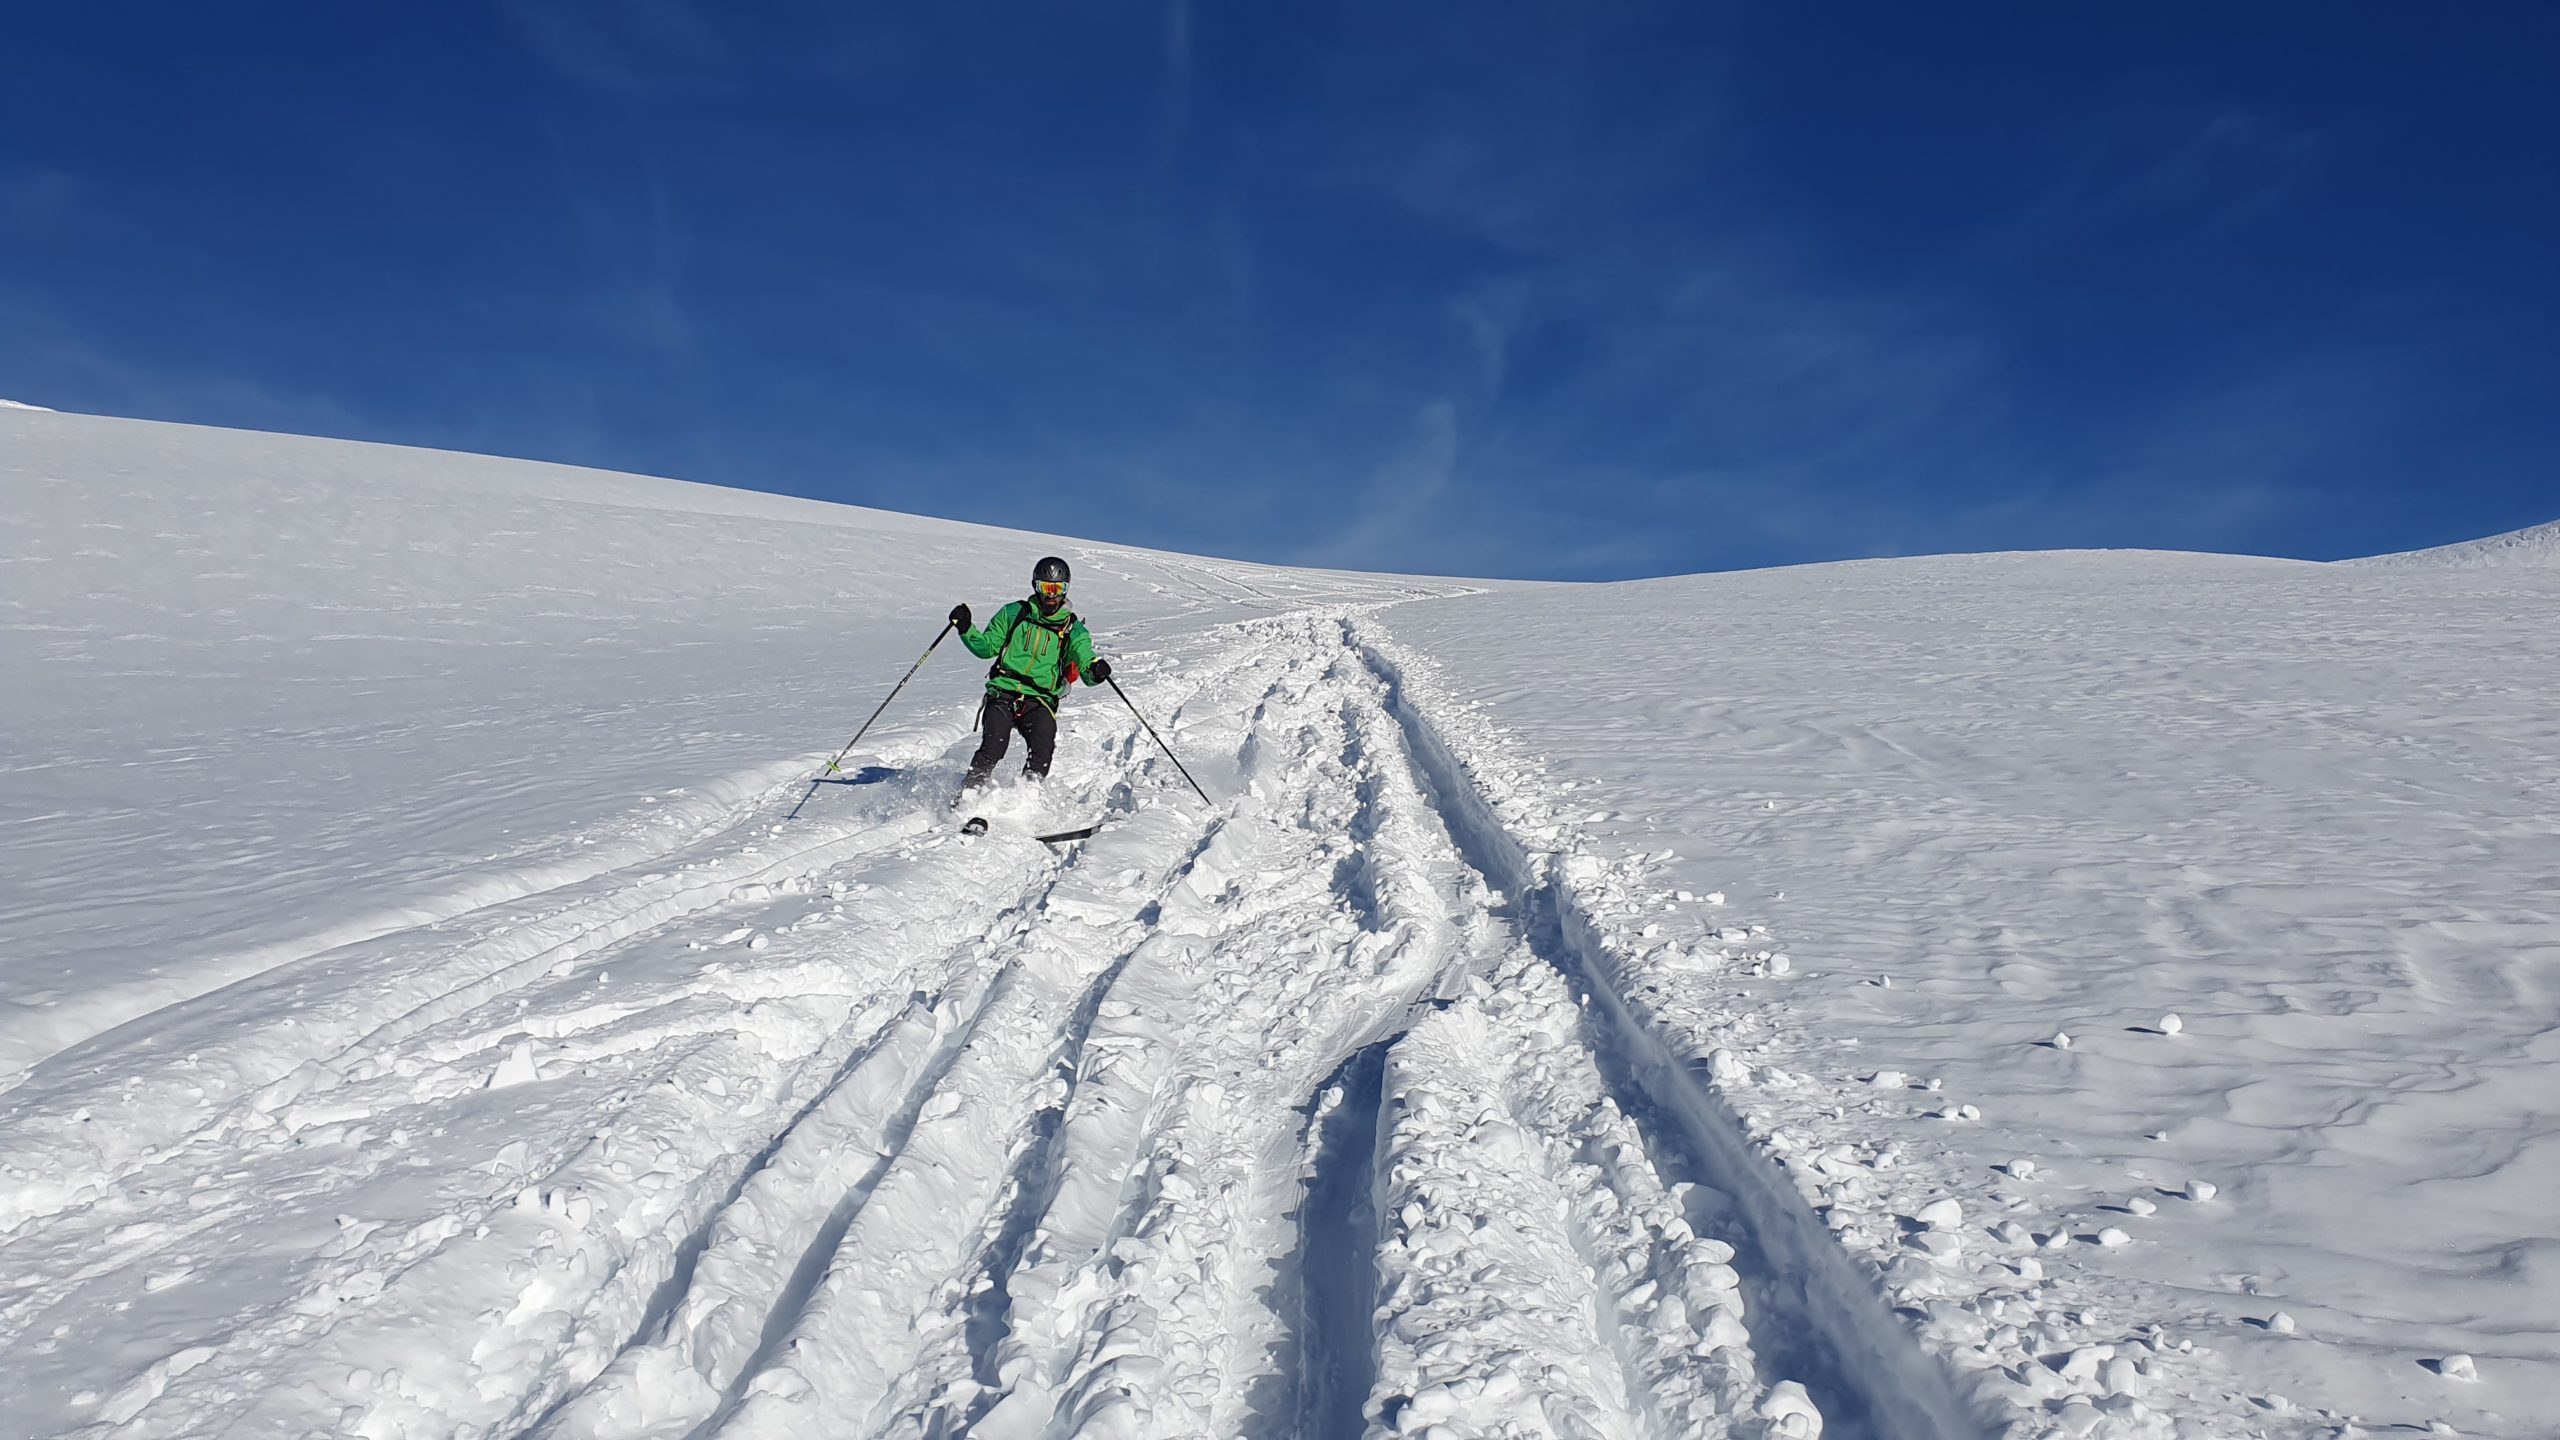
[963,600,1099,708]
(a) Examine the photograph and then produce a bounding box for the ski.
[959,817,1092,842]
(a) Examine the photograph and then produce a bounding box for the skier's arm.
[960,602,1014,659]
[1069,622,1104,684]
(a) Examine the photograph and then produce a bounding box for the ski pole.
[787,619,954,820]
[1107,675,1213,806]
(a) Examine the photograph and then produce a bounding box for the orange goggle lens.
[1036,581,1067,596]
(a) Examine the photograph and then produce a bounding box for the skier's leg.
[962,695,1011,790]
[1020,701,1058,781]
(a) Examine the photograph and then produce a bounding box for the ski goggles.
[1034,580,1068,598]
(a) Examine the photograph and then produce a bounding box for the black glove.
[949,603,972,631]
[1088,657,1112,683]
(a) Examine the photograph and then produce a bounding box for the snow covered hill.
[2354,516,2560,569]
[5,408,2554,1440]
[2,409,1446,1079]
[1388,551,2560,1438]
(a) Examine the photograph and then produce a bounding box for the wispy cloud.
[2030,347,2394,553]
[2003,102,2324,252]
[500,0,729,93]
[569,170,693,359]
[1157,0,1194,176]
[498,2,909,95]
[0,167,148,247]
[1200,10,2054,575]
[7,6,2492,581]
[1301,401,1460,571]
[0,285,373,437]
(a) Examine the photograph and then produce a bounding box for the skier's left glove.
[949,603,972,631]
[1087,658,1112,683]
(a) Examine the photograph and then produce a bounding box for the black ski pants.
[964,691,1057,788]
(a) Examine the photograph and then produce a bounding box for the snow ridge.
[2352,515,2560,568]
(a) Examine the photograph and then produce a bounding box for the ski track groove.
[529,627,1320,1434]
[520,642,1303,1440]
[1349,618,1989,1440]
[956,939,1154,1402]
[40,807,1070,1440]
[1288,1039,1393,1440]
[0,800,940,1240]
[514,951,1002,1439]
[0,601,1994,1440]
[678,948,1021,1440]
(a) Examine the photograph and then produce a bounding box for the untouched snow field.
[4,407,2555,1440]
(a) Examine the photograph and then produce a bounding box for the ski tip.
[1035,824,1102,844]
[960,816,990,836]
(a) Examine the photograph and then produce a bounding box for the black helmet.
[1031,555,1071,613]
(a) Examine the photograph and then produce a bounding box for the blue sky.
[3,4,2553,579]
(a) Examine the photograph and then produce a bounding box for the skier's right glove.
[949,603,972,631]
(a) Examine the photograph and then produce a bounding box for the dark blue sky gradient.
[3,3,2553,578]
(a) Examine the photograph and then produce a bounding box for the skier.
[948,556,1112,798]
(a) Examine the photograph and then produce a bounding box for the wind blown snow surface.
[4,408,2555,1440]
[2353,517,2560,570]
[1383,548,2560,1438]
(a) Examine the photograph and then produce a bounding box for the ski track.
[0,602,1993,1440]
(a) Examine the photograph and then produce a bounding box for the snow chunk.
[486,1040,541,1089]
[1757,1380,1823,1437]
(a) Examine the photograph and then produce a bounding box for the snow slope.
[6,408,2555,1440]
[1,409,1444,1079]
[2354,516,2560,569]
[1381,551,2560,1438]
